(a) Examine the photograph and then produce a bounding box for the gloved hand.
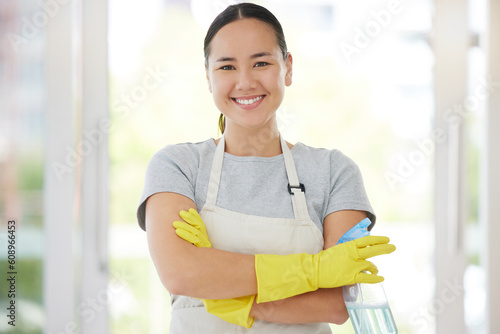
[174,208,256,329]
[255,235,396,303]
[174,209,212,248]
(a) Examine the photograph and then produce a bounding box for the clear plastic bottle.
[338,218,398,334]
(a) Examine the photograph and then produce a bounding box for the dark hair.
[204,3,288,134]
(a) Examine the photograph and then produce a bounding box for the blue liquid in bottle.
[346,302,398,333]
[339,218,398,334]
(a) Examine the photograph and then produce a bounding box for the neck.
[222,122,282,157]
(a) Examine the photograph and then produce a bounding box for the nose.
[235,68,257,91]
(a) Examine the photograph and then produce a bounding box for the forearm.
[146,192,258,299]
[171,245,258,299]
[250,288,349,325]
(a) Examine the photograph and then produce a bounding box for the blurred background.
[0,0,499,333]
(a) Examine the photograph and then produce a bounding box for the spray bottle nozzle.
[336,217,371,245]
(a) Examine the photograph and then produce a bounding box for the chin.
[232,117,274,131]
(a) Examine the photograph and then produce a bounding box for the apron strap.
[205,135,226,211]
[280,136,310,221]
[205,134,311,221]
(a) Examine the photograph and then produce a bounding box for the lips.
[233,95,265,105]
[231,95,266,110]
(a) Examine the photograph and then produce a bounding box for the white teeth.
[235,95,264,105]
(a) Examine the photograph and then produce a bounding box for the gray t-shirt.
[137,138,375,232]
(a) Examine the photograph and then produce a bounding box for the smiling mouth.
[232,95,265,105]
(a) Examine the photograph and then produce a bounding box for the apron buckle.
[288,183,305,194]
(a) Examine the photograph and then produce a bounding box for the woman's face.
[205,18,292,132]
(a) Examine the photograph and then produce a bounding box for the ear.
[284,52,293,87]
[205,62,213,93]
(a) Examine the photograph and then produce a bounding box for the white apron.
[170,135,332,334]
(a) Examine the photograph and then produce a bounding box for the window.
[1,2,45,333]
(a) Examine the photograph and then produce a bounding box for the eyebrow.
[215,52,273,63]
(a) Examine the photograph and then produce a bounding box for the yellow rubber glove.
[173,209,256,329]
[255,235,396,303]
[174,209,212,248]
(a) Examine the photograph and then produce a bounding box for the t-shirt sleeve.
[136,144,198,231]
[326,150,376,230]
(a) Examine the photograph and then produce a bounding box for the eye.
[254,62,269,67]
[219,65,235,70]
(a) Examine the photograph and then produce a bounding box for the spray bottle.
[338,218,398,334]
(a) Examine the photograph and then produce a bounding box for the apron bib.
[170,135,332,334]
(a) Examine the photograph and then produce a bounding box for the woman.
[137,3,395,333]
